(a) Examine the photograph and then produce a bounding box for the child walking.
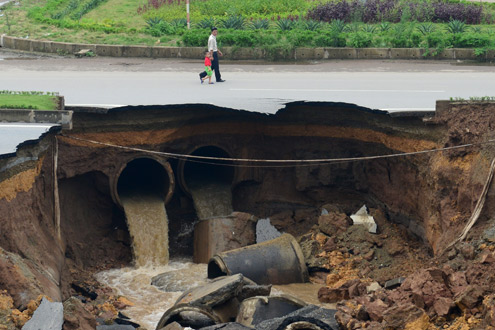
[199,51,214,84]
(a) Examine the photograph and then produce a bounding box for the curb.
[0,109,73,129]
[1,35,494,61]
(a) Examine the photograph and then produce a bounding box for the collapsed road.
[1,100,495,329]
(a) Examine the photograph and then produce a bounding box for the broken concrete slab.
[175,273,245,308]
[236,295,307,328]
[96,325,135,330]
[22,297,63,330]
[256,304,339,330]
[350,205,377,233]
[256,218,282,243]
[384,277,405,290]
[199,322,252,330]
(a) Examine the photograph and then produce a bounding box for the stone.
[22,297,63,330]
[63,297,97,330]
[459,243,475,260]
[152,263,208,292]
[384,277,405,290]
[200,323,252,330]
[433,297,454,317]
[455,285,484,311]
[382,304,428,330]
[256,218,282,243]
[366,282,381,293]
[318,212,350,236]
[318,287,349,303]
[363,299,388,322]
[96,326,135,330]
[350,205,377,234]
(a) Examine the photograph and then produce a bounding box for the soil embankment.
[1,101,495,329]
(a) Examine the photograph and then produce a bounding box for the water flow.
[96,260,208,330]
[121,192,169,267]
[189,181,233,220]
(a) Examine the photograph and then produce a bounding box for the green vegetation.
[0,91,60,110]
[1,0,495,54]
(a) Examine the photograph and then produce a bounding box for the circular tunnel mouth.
[114,157,174,207]
[178,146,235,197]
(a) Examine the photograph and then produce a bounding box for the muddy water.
[189,181,233,220]
[96,260,207,330]
[121,193,169,267]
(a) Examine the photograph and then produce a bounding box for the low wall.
[0,109,73,128]
[1,34,494,61]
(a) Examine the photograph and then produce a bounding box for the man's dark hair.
[211,27,217,31]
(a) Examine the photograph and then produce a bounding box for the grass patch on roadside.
[0,91,60,110]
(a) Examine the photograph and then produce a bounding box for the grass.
[0,94,59,110]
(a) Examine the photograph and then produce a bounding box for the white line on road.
[230,89,445,93]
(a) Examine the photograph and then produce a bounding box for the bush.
[219,30,257,47]
[286,30,316,47]
[347,31,373,48]
[181,29,210,46]
[453,33,493,48]
[307,1,352,22]
[314,31,346,47]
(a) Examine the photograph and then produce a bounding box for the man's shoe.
[217,79,226,82]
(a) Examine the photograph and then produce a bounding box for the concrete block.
[454,48,476,60]
[486,49,495,61]
[31,40,48,53]
[435,48,454,60]
[324,48,357,59]
[122,45,152,57]
[152,46,180,58]
[50,41,75,55]
[313,47,325,59]
[227,48,263,60]
[358,48,389,59]
[95,44,122,57]
[178,46,204,59]
[295,48,315,60]
[22,297,63,330]
[0,34,5,47]
[15,38,32,52]
[391,48,421,59]
[2,36,16,48]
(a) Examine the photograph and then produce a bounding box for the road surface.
[1,49,495,113]
[1,49,495,154]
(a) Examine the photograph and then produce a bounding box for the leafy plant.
[330,19,347,33]
[275,18,296,31]
[195,17,216,29]
[379,21,391,32]
[446,19,466,34]
[362,24,376,33]
[220,15,245,30]
[347,32,373,48]
[416,22,435,35]
[171,18,187,28]
[249,18,270,30]
[300,19,322,31]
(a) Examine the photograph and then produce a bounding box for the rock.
[62,297,97,330]
[152,264,208,292]
[96,326,135,330]
[459,243,475,260]
[318,287,349,303]
[22,297,63,330]
[455,285,484,311]
[158,321,184,330]
[322,237,337,252]
[114,317,140,328]
[366,282,381,294]
[364,299,388,322]
[382,303,428,330]
[256,218,282,243]
[237,284,272,301]
[384,277,405,290]
[318,213,350,236]
[482,294,495,326]
[433,297,454,317]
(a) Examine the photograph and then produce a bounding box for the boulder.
[22,297,63,330]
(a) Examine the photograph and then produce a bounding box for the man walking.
[208,27,225,83]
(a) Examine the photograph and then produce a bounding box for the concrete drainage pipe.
[110,155,175,208]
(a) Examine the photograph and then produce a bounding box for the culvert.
[111,155,175,208]
[177,145,235,197]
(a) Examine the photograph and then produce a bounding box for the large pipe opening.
[178,146,235,197]
[112,156,175,209]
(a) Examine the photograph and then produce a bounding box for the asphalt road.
[1,49,495,154]
[1,49,495,113]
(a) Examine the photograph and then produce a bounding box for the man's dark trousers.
[212,51,222,81]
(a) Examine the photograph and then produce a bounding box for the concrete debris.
[384,277,405,290]
[236,295,307,328]
[365,281,381,293]
[256,218,282,243]
[350,205,377,233]
[22,297,63,330]
[256,305,339,330]
[97,325,136,330]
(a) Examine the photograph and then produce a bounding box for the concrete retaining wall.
[0,35,490,61]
